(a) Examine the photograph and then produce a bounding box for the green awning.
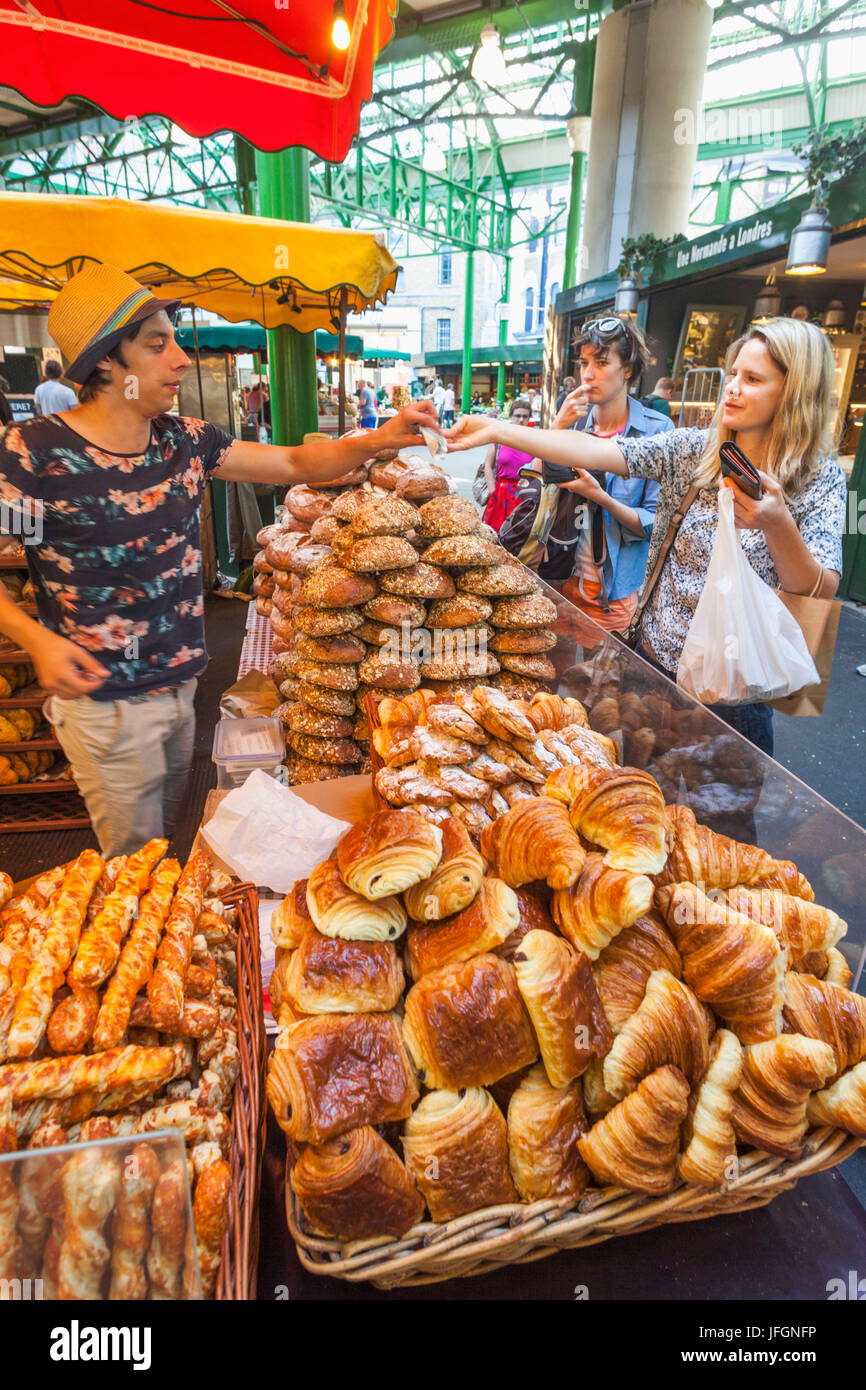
[176,323,365,356]
[362,346,412,361]
[424,344,543,366]
[315,330,365,357]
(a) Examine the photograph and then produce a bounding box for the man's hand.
[372,402,443,453]
[557,468,605,503]
[445,414,498,452]
[31,630,109,698]
[554,387,588,431]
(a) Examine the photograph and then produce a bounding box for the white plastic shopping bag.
[676,486,819,705]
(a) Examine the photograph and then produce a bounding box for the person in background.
[356,378,378,429]
[442,381,456,428]
[526,387,542,422]
[481,396,536,532]
[556,375,577,413]
[642,377,675,417]
[431,376,446,421]
[33,358,77,416]
[448,317,844,756]
[0,376,12,428]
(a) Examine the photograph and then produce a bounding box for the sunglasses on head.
[580,316,625,336]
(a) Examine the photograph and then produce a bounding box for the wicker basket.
[216,882,267,1300]
[285,1127,863,1289]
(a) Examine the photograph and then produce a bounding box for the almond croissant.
[807,1060,866,1137]
[655,882,786,1044]
[678,1028,743,1186]
[731,1034,836,1158]
[602,969,712,1099]
[480,798,585,891]
[567,765,667,875]
[593,913,682,1034]
[721,886,845,961]
[782,973,866,1080]
[551,852,654,961]
[577,1065,690,1195]
[654,805,813,901]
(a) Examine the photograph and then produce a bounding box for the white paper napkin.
[200,768,351,894]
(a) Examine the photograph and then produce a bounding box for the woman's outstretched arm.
[446,415,629,476]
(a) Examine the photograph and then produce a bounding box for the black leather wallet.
[719,441,763,499]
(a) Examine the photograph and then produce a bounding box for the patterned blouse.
[617,428,847,675]
[0,412,234,699]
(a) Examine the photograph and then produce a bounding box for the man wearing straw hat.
[0,263,441,856]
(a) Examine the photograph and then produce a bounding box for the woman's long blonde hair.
[693,318,837,494]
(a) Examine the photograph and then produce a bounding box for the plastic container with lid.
[212,716,285,789]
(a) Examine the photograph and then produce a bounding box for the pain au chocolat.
[336,810,443,901]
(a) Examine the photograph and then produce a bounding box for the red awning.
[0,0,396,160]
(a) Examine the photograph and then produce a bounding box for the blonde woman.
[447,319,847,755]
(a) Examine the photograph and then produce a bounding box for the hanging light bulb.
[471,24,507,89]
[422,143,447,174]
[751,266,782,324]
[332,0,351,52]
[786,207,832,276]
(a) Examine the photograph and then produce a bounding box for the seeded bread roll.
[309,515,345,545]
[286,705,355,738]
[420,651,500,680]
[380,563,455,599]
[279,678,303,701]
[493,672,550,700]
[355,620,422,647]
[272,650,301,678]
[363,594,427,627]
[296,660,360,692]
[298,682,358,716]
[353,709,371,743]
[286,483,337,525]
[358,654,421,690]
[457,563,539,597]
[417,495,481,538]
[489,593,558,628]
[285,755,351,784]
[330,490,368,522]
[295,633,367,664]
[294,606,364,636]
[337,535,419,573]
[489,627,557,653]
[422,535,501,568]
[499,653,557,679]
[427,594,493,628]
[301,567,380,609]
[286,731,362,764]
[349,496,421,537]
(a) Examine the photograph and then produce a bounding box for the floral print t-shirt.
[0,413,234,700]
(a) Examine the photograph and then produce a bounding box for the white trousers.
[46,679,197,858]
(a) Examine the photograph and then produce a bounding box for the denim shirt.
[577,395,670,600]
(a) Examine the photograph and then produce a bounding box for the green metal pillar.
[496,236,512,408]
[254,146,319,447]
[461,149,478,415]
[563,37,596,289]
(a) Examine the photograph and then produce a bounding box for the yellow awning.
[0,193,399,331]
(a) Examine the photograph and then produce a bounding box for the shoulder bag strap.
[620,482,701,648]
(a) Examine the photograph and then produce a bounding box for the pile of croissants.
[266,747,865,1246]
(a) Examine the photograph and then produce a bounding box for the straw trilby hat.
[47,263,181,384]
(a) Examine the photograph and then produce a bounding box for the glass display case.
[0,1129,201,1301]
[543,579,865,991]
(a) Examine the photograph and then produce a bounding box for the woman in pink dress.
[482,398,535,532]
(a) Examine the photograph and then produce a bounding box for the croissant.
[271,878,315,950]
[721,886,846,961]
[480,798,585,891]
[807,1060,866,1137]
[402,1087,517,1221]
[306,859,407,943]
[283,930,404,1014]
[678,1029,743,1186]
[291,1125,424,1241]
[731,1034,836,1158]
[655,805,813,900]
[405,876,520,980]
[402,954,538,1091]
[524,693,570,732]
[792,947,852,989]
[593,913,682,1034]
[655,882,786,1044]
[567,766,667,875]
[602,970,711,1099]
[378,690,432,728]
[551,853,654,961]
[582,1058,619,1122]
[513,929,612,1088]
[337,809,443,900]
[403,816,483,922]
[577,1065,690,1195]
[782,973,866,1080]
[506,1064,589,1202]
[266,1012,419,1144]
